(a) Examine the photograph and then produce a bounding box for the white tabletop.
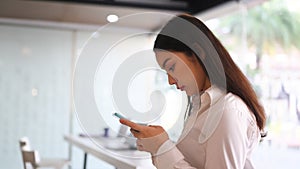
[64,135,156,169]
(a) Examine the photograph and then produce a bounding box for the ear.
[192,43,206,60]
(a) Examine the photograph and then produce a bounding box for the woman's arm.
[153,140,197,169]
[120,119,198,168]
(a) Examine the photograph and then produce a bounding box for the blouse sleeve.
[204,107,251,169]
[153,100,258,169]
[153,140,197,169]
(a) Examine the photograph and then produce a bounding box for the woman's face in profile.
[155,50,210,96]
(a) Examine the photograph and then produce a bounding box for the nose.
[167,73,177,85]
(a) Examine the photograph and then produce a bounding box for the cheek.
[182,66,197,82]
[174,65,189,81]
[185,67,203,91]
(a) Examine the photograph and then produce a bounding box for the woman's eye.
[168,64,175,72]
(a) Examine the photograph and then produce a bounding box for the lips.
[177,86,185,91]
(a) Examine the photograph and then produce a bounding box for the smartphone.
[113,112,127,119]
[113,112,147,125]
[113,112,141,132]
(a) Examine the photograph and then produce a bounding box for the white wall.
[0,25,72,169]
[0,19,189,168]
[0,22,185,169]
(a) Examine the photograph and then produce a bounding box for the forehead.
[155,51,183,66]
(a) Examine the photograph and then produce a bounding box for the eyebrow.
[162,58,171,68]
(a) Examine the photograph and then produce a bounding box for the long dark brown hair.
[153,14,266,132]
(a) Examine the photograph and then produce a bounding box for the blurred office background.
[0,0,299,169]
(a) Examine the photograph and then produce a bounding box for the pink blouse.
[152,86,260,169]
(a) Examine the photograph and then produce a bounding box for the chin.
[185,90,193,96]
[186,89,201,96]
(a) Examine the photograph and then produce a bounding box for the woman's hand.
[119,119,169,154]
[119,119,164,138]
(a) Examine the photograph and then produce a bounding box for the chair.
[19,137,70,169]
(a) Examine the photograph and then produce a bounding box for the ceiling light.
[31,88,38,96]
[106,14,119,23]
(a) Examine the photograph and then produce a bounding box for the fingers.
[119,119,166,139]
[130,128,141,138]
[136,139,144,151]
[119,119,143,132]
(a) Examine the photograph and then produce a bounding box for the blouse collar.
[191,85,226,114]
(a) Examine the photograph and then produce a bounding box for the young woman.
[120,14,266,169]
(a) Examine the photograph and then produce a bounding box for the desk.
[64,135,156,169]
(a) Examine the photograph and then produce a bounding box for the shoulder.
[220,92,257,132]
[197,88,258,143]
[224,92,248,112]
